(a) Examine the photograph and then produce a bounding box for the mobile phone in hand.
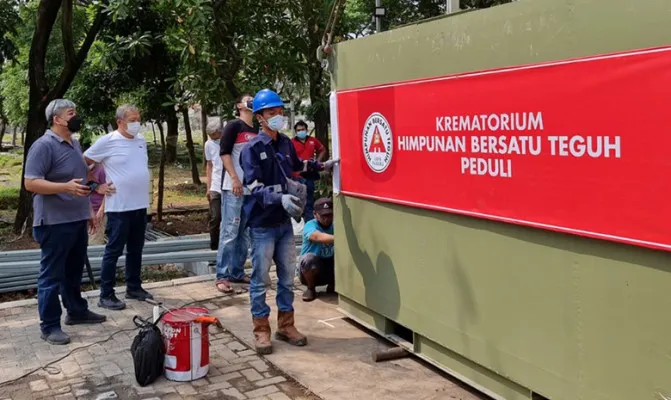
[86,181,98,194]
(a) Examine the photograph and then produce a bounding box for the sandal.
[216,280,233,293]
[228,275,251,284]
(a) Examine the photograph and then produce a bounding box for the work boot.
[275,311,307,346]
[253,316,273,355]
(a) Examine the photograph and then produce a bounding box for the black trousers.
[299,254,335,287]
[208,191,221,250]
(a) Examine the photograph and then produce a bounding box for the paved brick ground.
[0,279,320,400]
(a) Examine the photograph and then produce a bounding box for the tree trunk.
[151,122,157,145]
[0,121,6,152]
[308,63,330,157]
[11,125,17,146]
[20,126,24,145]
[201,107,208,170]
[14,0,106,233]
[157,122,166,222]
[182,108,201,185]
[165,111,178,163]
[15,101,49,233]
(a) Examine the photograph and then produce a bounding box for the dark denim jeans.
[100,209,147,298]
[33,220,90,334]
[249,223,296,318]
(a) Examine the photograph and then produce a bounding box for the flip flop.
[216,280,233,293]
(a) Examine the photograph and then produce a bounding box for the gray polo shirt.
[25,130,91,227]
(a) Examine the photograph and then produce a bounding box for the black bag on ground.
[130,316,165,386]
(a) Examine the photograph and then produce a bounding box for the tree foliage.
[0,0,21,64]
[3,0,517,231]
[461,0,515,9]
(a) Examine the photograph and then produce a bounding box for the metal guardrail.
[0,236,302,263]
[0,250,220,292]
[0,238,211,263]
[0,236,304,294]
[0,249,218,275]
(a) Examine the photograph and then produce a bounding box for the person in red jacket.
[290,120,326,221]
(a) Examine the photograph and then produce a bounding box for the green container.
[331,1,671,399]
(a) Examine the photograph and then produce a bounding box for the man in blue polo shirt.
[24,99,107,345]
[240,88,337,354]
[299,197,334,302]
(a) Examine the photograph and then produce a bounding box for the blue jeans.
[297,178,316,222]
[249,223,296,318]
[215,191,250,281]
[33,220,89,334]
[100,209,147,298]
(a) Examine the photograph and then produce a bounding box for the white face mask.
[126,122,142,137]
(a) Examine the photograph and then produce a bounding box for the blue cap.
[252,89,284,113]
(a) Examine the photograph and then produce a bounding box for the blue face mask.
[296,130,307,140]
[213,138,220,145]
[267,115,285,132]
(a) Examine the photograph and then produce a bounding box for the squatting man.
[299,197,335,302]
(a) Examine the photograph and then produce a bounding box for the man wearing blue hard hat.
[241,88,338,354]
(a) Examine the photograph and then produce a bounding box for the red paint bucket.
[162,307,217,382]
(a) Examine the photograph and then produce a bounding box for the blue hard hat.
[252,89,284,114]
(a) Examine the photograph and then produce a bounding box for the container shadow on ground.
[214,284,487,400]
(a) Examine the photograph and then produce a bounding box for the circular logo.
[362,113,393,173]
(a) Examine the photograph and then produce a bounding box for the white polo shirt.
[84,131,151,212]
[204,139,223,194]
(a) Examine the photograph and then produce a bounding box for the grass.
[0,186,19,210]
[0,153,23,189]
[152,164,207,209]
[146,139,208,208]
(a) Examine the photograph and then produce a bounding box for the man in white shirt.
[204,118,223,250]
[84,104,152,310]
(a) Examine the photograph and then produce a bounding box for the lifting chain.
[317,0,345,70]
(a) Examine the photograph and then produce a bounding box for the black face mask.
[66,115,83,133]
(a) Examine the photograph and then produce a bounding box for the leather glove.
[285,178,307,209]
[323,158,340,171]
[281,194,303,218]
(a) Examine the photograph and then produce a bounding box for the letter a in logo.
[368,126,387,153]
